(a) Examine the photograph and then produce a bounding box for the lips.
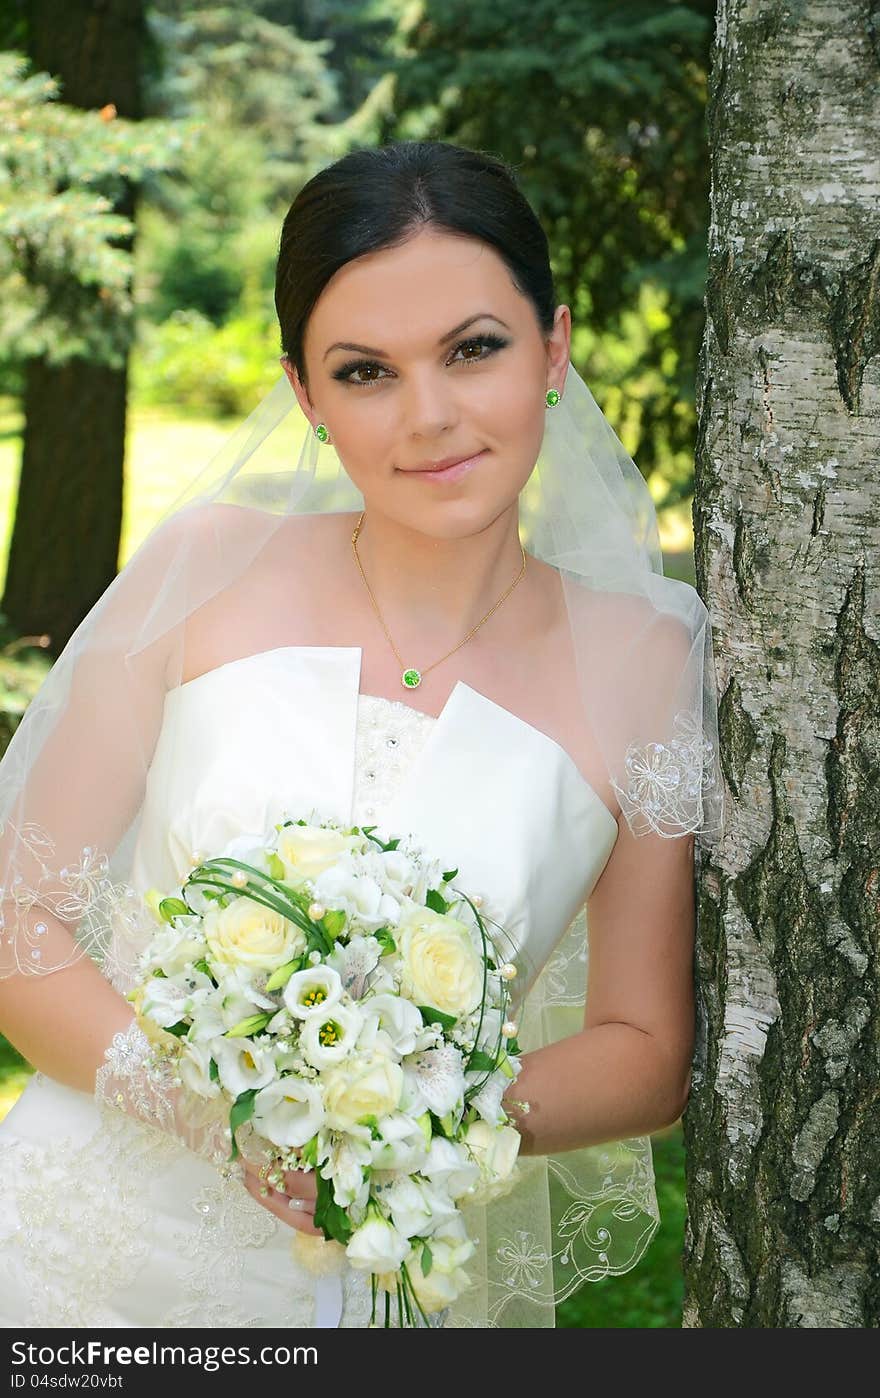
[401,450,488,482]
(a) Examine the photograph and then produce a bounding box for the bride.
[0,139,724,1327]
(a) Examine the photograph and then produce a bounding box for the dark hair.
[274,140,556,388]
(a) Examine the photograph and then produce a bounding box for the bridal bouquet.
[127,813,526,1327]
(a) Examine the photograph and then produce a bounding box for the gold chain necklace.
[350,510,527,690]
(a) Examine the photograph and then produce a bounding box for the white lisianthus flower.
[178,1039,221,1099]
[300,1002,363,1070]
[211,1035,277,1098]
[345,1209,410,1273]
[420,1137,481,1200]
[461,1121,522,1203]
[142,922,206,978]
[282,965,343,1019]
[376,848,420,897]
[405,1215,475,1311]
[381,1176,434,1239]
[311,865,399,934]
[368,1111,430,1174]
[276,823,360,883]
[359,993,424,1057]
[251,1075,325,1148]
[402,1043,466,1117]
[217,832,273,869]
[465,1069,509,1127]
[318,1133,372,1212]
[322,1051,403,1131]
[396,905,484,1017]
[203,897,305,973]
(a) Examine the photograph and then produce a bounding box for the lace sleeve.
[94,1018,240,1173]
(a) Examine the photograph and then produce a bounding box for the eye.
[332,333,509,389]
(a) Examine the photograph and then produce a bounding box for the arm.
[0,507,232,1166]
[503,817,696,1156]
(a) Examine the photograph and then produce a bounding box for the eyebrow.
[322,313,512,362]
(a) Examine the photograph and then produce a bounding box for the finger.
[242,1170,323,1236]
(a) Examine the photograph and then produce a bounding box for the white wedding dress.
[0,645,621,1328]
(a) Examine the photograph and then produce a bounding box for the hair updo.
[274,139,557,391]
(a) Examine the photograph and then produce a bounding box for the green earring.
[545,389,560,408]
[314,423,330,442]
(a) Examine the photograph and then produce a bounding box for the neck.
[349,505,528,652]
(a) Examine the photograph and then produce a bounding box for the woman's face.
[281,227,570,538]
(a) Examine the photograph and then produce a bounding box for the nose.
[403,368,459,439]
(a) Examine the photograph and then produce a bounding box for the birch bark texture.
[683,0,880,1327]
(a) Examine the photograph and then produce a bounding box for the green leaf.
[418,1005,457,1030]
[425,888,448,914]
[421,1242,433,1277]
[442,867,459,883]
[224,1012,273,1038]
[267,851,286,880]
[374,927,397,955]
[465,1049,497,1074]
[163,1019,190,1038]
[208,1057,219,1084]
[313,1171,353,1245]
[229,1087,258,1141]
[192,958,213,978]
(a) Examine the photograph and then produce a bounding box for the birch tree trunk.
[683,0,880,1326]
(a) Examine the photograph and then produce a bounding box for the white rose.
[396,906,483,1017]
[461,1120,522,1202]
[276,824,360,883]
[345,1210,410,1273]
[322,1051,403,1130]
[204,897,305,973]
[251,1075,325,1148]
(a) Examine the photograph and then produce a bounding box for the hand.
[242,1156,322,1236]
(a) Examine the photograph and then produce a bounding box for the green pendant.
[402,668,422,689]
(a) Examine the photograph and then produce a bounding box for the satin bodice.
[129,646,619,997]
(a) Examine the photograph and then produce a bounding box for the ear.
[545,306,572,395]
[280,355,320,429]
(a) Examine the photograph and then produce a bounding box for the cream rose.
[203,897,305,972]
[322,1050,403,1130]
[396,906,483,1017]
[276,823,360,882]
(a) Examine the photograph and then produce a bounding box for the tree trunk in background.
[2,0,145,657]
[683,0,880,1326]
